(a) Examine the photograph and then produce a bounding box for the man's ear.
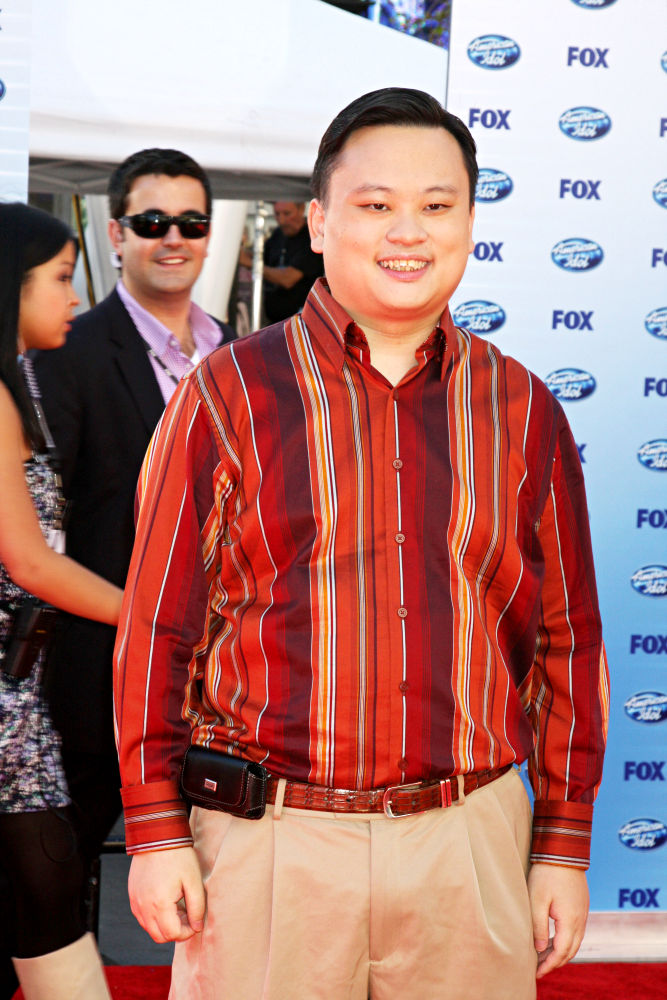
[468,204,475,255]
[308,199,325,254]
[108,218,124,259]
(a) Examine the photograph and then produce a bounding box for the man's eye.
[363,203,388,211]
[425,203,449,211]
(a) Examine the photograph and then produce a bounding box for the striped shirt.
[114,278,609,867]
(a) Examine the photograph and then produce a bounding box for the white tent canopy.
[29,0,448,198]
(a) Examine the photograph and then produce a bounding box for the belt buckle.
[440,778,453,807]
[382,781,425,819]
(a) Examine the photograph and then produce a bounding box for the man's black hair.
[311,87,478,208]
[107,148,213,218]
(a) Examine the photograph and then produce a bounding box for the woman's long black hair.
[0,202,74,448]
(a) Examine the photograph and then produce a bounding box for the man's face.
[274,202,306,238]
[308,126,475,336]
[109,173,210,306]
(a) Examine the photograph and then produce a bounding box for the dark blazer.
[33,288,236,754]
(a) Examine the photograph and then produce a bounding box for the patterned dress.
[0,453,70,812]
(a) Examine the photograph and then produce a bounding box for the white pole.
[251,202,268,333]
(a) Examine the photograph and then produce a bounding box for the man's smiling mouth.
[378,259,429,273]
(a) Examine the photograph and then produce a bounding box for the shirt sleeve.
[113,373,231,853]
[528,410,610,869]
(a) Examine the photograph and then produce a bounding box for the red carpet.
[9,965,170,999]
[105,966,171,999]
[11,962,667,998]
[105,965,171,1000]
[536,962,667,999]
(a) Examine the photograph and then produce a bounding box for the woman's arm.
[0,383,122,625]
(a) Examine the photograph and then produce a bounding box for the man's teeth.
[379,260,427,272]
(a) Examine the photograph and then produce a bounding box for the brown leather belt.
[266,764,512,818]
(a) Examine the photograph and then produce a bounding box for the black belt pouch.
[180,745,268,820]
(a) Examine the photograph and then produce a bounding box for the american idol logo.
[653,179,667,209]
[467,35,521,70]
[619,819,667,851]
[452,300,506,335]
[638,440,667,471]
[663,51,667,73]
[631,565,667,597]
[551,238,603,272]
[645,307,667,340]
[570,0,618,7]
[545,368,596,401]
[0,80,6,102]
[625,692,667,724]
[559,107,611,141]
[476,169,513,203]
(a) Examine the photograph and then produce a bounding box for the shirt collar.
[116,279,220,358]
[301,277,457,380]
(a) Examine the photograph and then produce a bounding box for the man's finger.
[530,894,550,954]
[182,877,207,933]
[536,934,567,978]
[536,922,580,979]
[548,910,586,971]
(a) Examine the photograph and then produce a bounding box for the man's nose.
[386,212,427,244]
[162,223,184,245]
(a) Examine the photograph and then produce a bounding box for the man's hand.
[527,863,589,978]
[128,846,206,944]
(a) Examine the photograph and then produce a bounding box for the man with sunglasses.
[32,148,236,905]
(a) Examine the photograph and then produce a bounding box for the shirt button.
[395,532,405,544]
[392,458,403,470]
[398,758,408,771]
[397,607,408,619]
[398,681,409,693]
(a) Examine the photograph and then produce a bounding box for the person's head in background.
[0,201,78,447]
[273,202,307,238]
[107,148,213,310]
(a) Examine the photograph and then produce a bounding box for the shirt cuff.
[530,800,594,869]
[121,780,193,854]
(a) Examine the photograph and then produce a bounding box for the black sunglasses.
[118,211,211,239]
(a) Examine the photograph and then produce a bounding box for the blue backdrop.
[447,0,666,915]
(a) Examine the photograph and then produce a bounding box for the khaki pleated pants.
[170,766,537,1000]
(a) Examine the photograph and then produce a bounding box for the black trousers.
[0,753,121,996]
[0,863,18,1000]
[0,807,86,960]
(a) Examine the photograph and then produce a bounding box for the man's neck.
[283,220,307,240]
[121,282,196,356]
[357,321,436,387]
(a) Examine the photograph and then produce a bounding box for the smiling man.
[32,149,236,917]
[114,92,608,1000]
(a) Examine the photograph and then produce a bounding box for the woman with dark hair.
[0,202,121,1000]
